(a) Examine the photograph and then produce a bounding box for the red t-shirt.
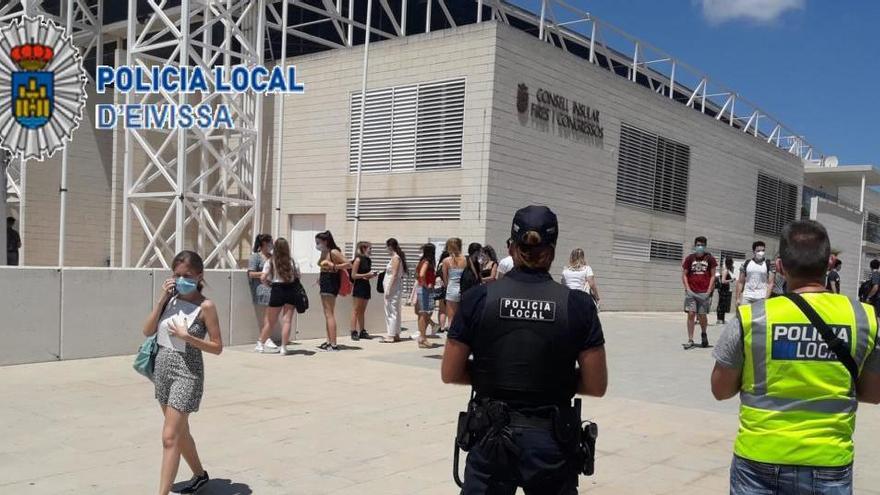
[682,253,717,293]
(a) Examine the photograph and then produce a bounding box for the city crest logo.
[0,16,87,160]
[516,83,529,114]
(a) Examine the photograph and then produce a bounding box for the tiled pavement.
[3,312,880,494]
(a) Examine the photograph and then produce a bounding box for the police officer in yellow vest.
[711,220,880,494]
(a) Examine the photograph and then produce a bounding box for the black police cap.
[511,205,558,246]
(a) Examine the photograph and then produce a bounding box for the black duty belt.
[507,410,554,430]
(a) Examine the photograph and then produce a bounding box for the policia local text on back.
[441,205,608,495]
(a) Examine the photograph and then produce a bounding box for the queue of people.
[137,208,875,495]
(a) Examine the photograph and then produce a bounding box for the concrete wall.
[810,198,863,297]
[20,90,115,267]
[486,22,805,310]
[0,268,387,366]
[274,22,498,254]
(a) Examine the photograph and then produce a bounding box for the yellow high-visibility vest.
[736,293,877,467]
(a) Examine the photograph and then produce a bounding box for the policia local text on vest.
[441,206,607,495]
[712,220,880,494]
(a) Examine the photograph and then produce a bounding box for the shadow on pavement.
[333,344,363,351]
[423,354,443,360]
[286,350,316,356]
[171,478,252,494]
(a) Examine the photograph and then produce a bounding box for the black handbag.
[376,271,385,293]
[293,279,309,314]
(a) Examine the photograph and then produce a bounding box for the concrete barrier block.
[0,267,61,365]
[61,268,154,360]
[203,270,232,343]
[229,270,262,346]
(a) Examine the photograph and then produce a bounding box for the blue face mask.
[694,245,706,255]
[176,277,199,295]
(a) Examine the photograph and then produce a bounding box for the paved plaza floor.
[4,312,880,494]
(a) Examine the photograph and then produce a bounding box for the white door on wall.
[290,214,325,273]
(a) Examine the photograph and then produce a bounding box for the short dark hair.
[778,220,830,280]
[752,241,765,251]
[871,259,880,270]
[6,216,14,225]
[694,236,707,246]
[252,233,272,253]
[834,259,842,269]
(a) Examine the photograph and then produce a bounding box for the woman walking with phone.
[256,238,300,355]
[350,241,377,341]
[315,231,351,351]
[142,251,223,495]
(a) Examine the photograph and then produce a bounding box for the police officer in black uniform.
[441,205,607,495]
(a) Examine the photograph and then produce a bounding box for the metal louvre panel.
[350,78,465,173]
[653,137,690,215]
[650,239,684,262]
[416,78,465,170]
[391,85,418,171]
[346,195,461,221]
[616,123,658,210]
[616,123,690,217]
[345,242,423,298]
[754,173,797,236]
[719,249,746,261]
[350,87,394,172]
[612,235,650,262]
[778,180,799,231]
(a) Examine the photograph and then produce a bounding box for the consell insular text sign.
[516,83,604,142]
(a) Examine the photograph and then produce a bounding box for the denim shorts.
[730,455,852,495]
[417,287,435,314]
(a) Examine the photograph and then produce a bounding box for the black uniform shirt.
[448,268,605,351]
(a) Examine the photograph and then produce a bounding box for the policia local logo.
[0,16,87,161]
[771,324,852,361]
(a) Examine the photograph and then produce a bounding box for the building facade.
[276,21,805,311]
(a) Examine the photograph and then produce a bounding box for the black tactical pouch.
[579,420,598,476]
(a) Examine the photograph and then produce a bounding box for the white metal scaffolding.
[122,0,266,269]
[2,0,824,269]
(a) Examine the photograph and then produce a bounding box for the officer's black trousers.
[462,426,578,495]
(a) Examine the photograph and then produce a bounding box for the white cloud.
[698,0,805,24]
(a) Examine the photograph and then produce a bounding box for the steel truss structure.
[1,0,823,268]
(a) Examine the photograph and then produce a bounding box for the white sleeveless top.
[157,297,203,352]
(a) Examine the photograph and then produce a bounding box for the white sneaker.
[264,339,278,349]
[254,341,264,353]
[278,345,289,356]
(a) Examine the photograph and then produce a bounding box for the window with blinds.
[650,240,684,262]
[349,78,465,173]
[753,173,799,236]
[612,235,650,262]
[616,123,690,216]
[719,249,746,261]
[346,195,461,221]
[345,242,423,301]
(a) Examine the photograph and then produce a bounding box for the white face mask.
[755,250,765,261]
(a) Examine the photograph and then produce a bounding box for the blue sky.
[514,0,878,165]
